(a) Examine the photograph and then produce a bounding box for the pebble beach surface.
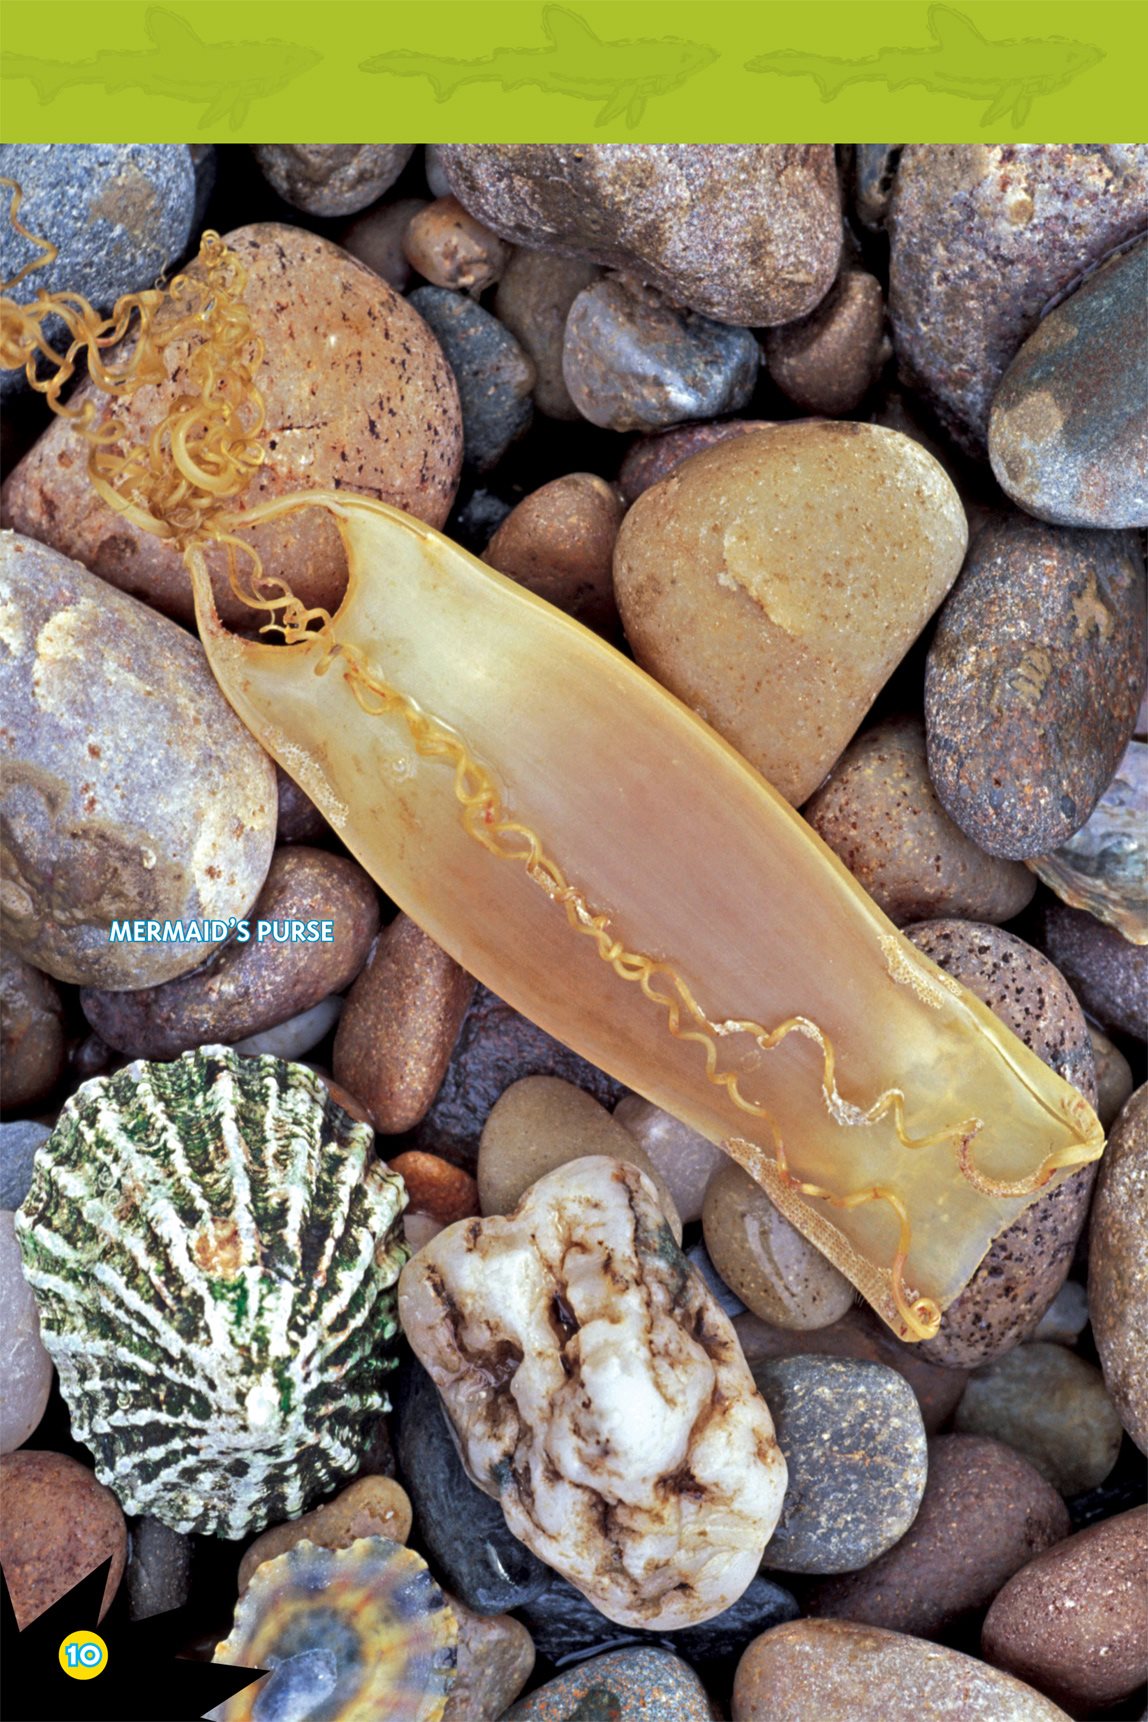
[0,142,1145,1721]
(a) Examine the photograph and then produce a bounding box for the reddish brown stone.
[482,472,622,631]
[0,949,65,1114]
[0,1450,126,1628]
[617,420,776,505]
[402,195,510,294]
[388,1151,479,1227]
[1039,903,1148,1040]
[766,270,889,415]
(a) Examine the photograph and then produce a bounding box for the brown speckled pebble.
[1089,1023,1134,1129]
[337,196,429,294]
[807,1434,1071,1638]
[443,1595,535,1722]
[403,195,510,294]
[0,1449,126,1628]
[733,1618,1073,1721]
[1089,1085,1148,1453]
[766,270,890,415]
[493,249,602,421]
[616,419,776,504]
[504,1645,711,1722]
[907,920,1098,1369]
[440,144,841,328]
[332,912,475,1135]
[1039,902,1148,1040]
[237,1474,413,1592]
[251,144,415,216]
[703,1158,853,1329]
[81,847,379,1059]
[925,515,1146,859]
[0,949,65,1114]
[482,472,623,631]
[1,224,463,626]
[982,1507,1148,1713]
[804,715,1036,926]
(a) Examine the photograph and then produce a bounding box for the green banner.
[2,0,1146,143]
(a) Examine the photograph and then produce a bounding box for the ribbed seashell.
[1029,741,1148,944]
[211,1537,456,1722]
[14,1046,408,1537]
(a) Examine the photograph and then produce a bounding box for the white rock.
[0,1210,53,1452]
[399,1155,787,1629]
[232,994,344,1060]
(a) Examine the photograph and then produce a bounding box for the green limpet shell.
[212,1537,456,1722]
[14,1046,408,1537]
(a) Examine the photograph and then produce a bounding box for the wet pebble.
[733,1618,1072,1721]
[231,994,343,1061]
[807,1434,1071,1638]
[613,421,967,806]
[0,950,65,1114]
[410,984,625,1167]
[925,515,1146,858]
[482,472,623,631]
[403,195,510,293]
[81,848,378,1059]
[493,249,602,420]
[0,534,277,989]
[409,286,534,471]
[337,195,428,294]
[1039,902,1148,1039]
[444,1595,534,1721]
[703,1159,853,1329]
[0,1211,52,1454]
[982,1507,1148,1714]
[990,239,1147,528]
[1088,1084,1148,1452]
[478,1076,682,1241]
[804,715,1036,925]
[274,765,329,845]
[440,144,841,327]
[908,920,1098,1369]
[126,1516,191,1621]
[562,276,759,432]
[954,1343,1123,1495]
[333,912,475,1134]
[0,1121,49,1211]
[250,143,414,215]
[0,1449,127,1627]
[387,1151,479,1228]
[1029,1279,1089,1346]
[751,1357,927,1574]
[765,270,890,415]
[519,1570,798,1667]
[616,419,775,504]
[503,1646,711,1722]
[613,1096,725,1225]
[237,1474,413,1592]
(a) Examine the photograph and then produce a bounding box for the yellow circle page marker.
[59,1630,108,1680]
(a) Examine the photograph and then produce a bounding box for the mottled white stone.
[399,1155,787,1629]
[0,1210,52,1453]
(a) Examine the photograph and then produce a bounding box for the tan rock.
[613,1095,724,1224]
[765,270,890,415]
[0,1449,126,1627]
[337,196,429,293]
[482,473,622,632]
[442,1596,534,1721]
[237,1474,413,1591]
[493,249,601,420]
[1088,1084,1148,1452]
[403,196,510,294]
[704,1158,854,1330]
[0,950,65,1114]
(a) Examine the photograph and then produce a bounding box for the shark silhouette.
[361,4,717,128]
[0,6,321,129]
[746,4,1103,125]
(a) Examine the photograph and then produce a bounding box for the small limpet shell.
[1029,742,1148,944]
[211,1537,456,1722]
[15,1046,408,1537]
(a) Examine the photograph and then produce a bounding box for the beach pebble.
[733,1618,1073,1721]
[230,994,343,1061]
[392,1360,551,1616]
[237,1475,413,1592]
[440,144,841,327]
[925,515,1146,857]
[0,950,65,1114]
[613,422,967,806]
[81,848,378,1059]
[616,419,775,504]
[889,144,1148,454]
[990,239,1148,528]
[0,1122,49,1211]
[807,1434,1071,1637]
[703,1158,853,1329]
[804,715,1036,925]
[410,984,625,1167]
[251,144,414,216]
[613,1096,725,1225]
[1089,1084,1148,1452]
[519,1570,798,1667]
[907,921,1098,1369]
[478,1076,682,1241]
[686,1242,746,1318]
[333,912,475,1135]
[1039,903,1148,1039]
[562,276,759,432]
[954,1344,1123,1495]
[1089,1024,1134,1129]
[0,145,194,398]
[403,196,510,294]
[337,196,428,294]
[126,1517,191,1621]
[752,1357,927,1574]
[0,1212,52,1454]
[853,145,902,230]
[443,1596,534,1722]
[482,472,622,631]
[274,767,329,845]
[1029,1280,1089,1346]
[982,1507,1148,1713]
[2,224,463,626]
[504,1647,712,1722]
[734,1305,969,1435]
[0,1449,127,1627]
[0,534,276,989]
[387,1152,479,1228]
[765,270,889,415]
[424,145,451,199]
[493,250,602,420]
[1029,739,1148,944]
[408,286,534,471]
